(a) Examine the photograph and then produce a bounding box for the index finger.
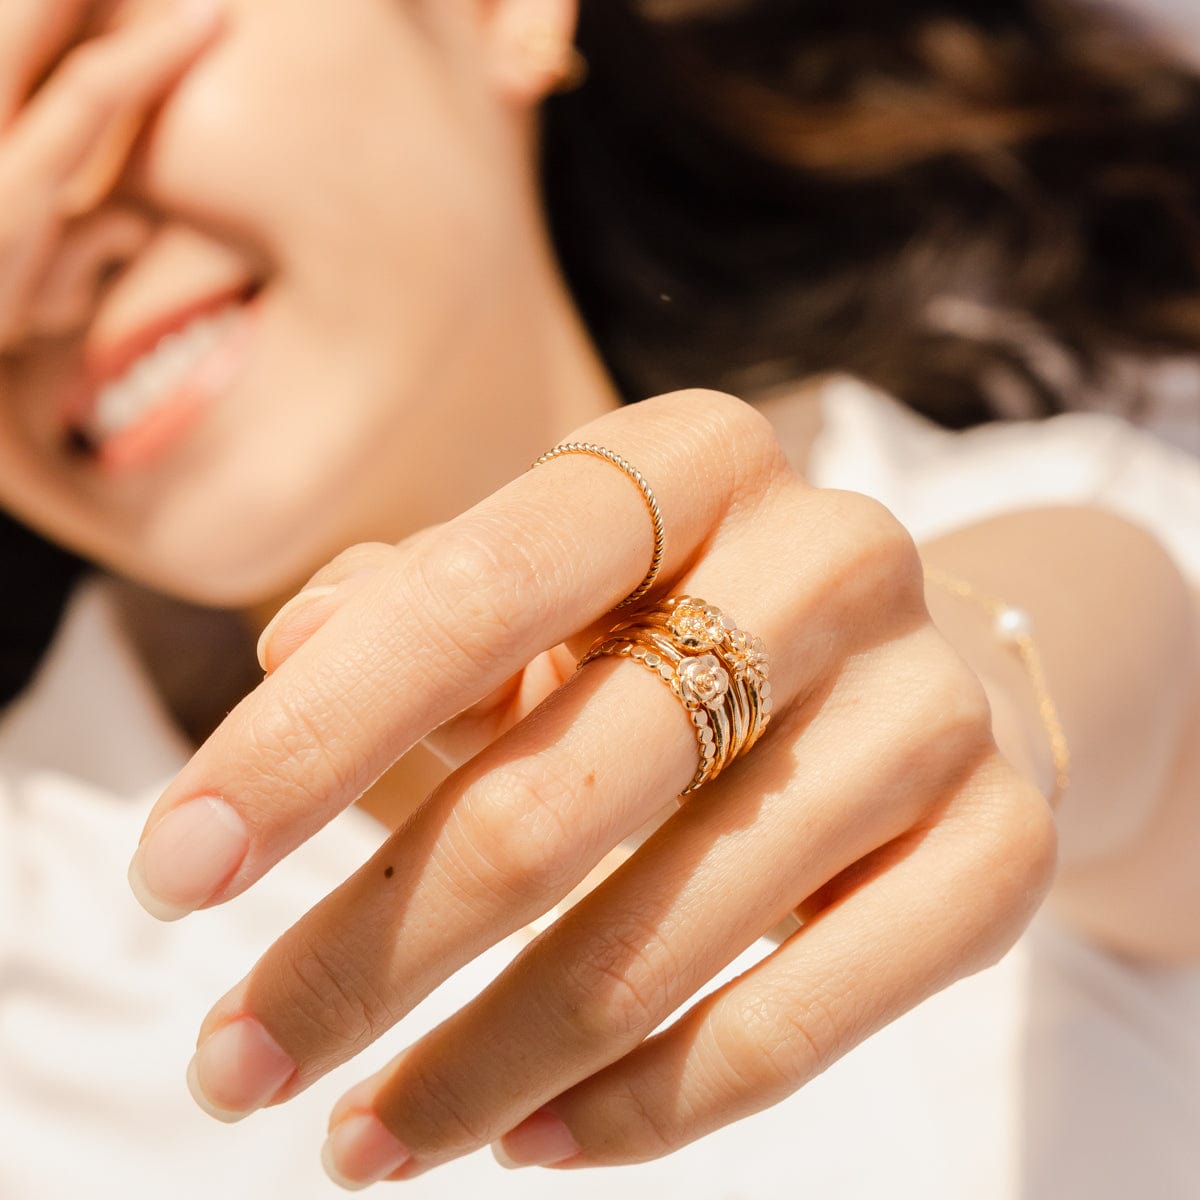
[0,0,222,203]
[128,391,788,921]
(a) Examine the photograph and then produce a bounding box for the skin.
[0,0,614,603]
[0,0,1194,1190]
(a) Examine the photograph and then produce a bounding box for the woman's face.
[0,0,599,606]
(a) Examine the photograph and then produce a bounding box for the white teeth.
[86,303,244,443]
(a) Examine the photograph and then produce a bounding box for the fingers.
[57,106,144,218]
[186,616,1000,1148]
[256,532,577,767]
[0,0,90,124]
[129,392,787,919]
[510,764,1057,1170]
[260,474,927,793]
[0,1,223,345]
[0,221,58,345]
[188,657,700,1118]
[25,204,150,335]
[309,659,1042,1186]
[1,0,223,201]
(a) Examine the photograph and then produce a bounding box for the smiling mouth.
[66,285,260,472]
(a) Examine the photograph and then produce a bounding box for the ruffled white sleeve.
[805,376,1200,581]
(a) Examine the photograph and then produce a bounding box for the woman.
[0,0,1196,1195]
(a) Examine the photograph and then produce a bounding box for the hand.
[128,390,1057,1186]
[0,0,221,348]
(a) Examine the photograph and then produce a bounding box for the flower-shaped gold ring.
[578,596,773,794]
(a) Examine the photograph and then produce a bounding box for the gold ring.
[580,596,773,794]
[532,442,665,608]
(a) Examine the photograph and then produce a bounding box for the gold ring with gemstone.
[579,596,772,794]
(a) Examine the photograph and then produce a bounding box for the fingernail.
[256,585,340,673]
[492,1109,580,1169]
[322,1112,412,1190]
[128,796,248,921]
[187,1017,296,1123]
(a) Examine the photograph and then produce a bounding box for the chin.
[109,532,329,611]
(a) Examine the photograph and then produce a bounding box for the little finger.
[500,760,1057,1168]
[197,617,994,1162]
[314,663,1011,1185]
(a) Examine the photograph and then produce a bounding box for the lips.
[87,283,254,386]
[63,282,259,464]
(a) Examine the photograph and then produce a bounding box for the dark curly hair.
[4,0,1199,706]
[547,0,1200,426]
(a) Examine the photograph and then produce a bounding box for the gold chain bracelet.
[923,566,1071,807]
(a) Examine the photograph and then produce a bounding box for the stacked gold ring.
[580,596,773,794]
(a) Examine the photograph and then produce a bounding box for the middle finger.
[183,490,936,1119]
[184,497,835,1113]
[194,617,986,1162]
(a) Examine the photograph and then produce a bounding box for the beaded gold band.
[532,442,665,608]
[580,597,773,794]
[924,566,1071,806]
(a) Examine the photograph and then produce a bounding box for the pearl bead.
[994,606,1033,643]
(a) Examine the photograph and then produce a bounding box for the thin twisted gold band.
[532,442,666,608]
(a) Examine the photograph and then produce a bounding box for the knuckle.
[654,389,791,498]
[450,763,580,904]
[688,388,791,481]
[705,1003,790,1097]
[269,932,393,1060]
[599,1079,681,1163]
[976,773,1059,889]
[906,644,996,760]
[952,771,1060,969]
[863,509,925,591]
[406,522,535,683]
[387,1056,489,1152]
[999,780,1060,898]
[730,981,847,1084]
[240,681,370,812]
[685,387,773,443]
[658,387,749,430]
[560,924,678,1046]
[826,490,926,610]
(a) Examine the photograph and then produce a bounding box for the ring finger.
[189,610,988,1157]
[502,758,1056,1171]
[315,629,1016,1185]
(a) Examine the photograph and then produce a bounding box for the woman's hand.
[128,390,1057,1186]
[0,0,221,348]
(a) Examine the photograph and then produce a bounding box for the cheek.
[135,4,498,313]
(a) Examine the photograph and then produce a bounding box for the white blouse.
[2,378,1198,1200]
